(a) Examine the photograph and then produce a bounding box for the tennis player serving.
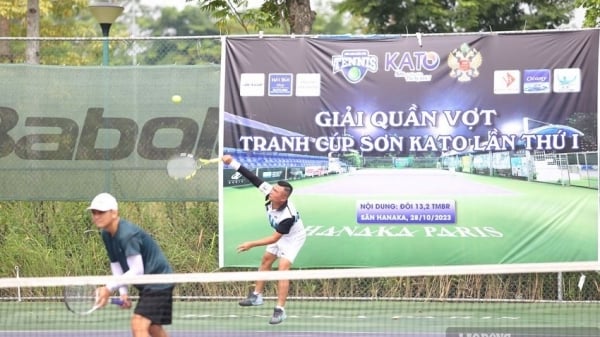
[88,193,174,337]
[222,154,307,325]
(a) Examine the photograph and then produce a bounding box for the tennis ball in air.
[171,95,182,104]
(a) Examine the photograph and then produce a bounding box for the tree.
[0,0,39,62]
[576,0,600,27]
[194,0,315,34]
[287,0,315,33]
[335,0,576,34]
[454,0,575,32]
[26,0,40,64]
[130,6,222,65]
[312,10,357,35]
[0,0,93,64]
[336,0,453,34]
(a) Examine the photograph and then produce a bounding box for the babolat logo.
[332,49,378,84]
[0,106,219,160]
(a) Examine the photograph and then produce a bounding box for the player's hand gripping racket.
[64,285,123,315]
[166,153,220,180]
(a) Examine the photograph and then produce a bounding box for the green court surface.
[1,299,599,334]
[222,169,598,268]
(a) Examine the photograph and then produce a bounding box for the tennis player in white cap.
[88,192,174,337]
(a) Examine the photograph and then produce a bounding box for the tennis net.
[1,264,599,337]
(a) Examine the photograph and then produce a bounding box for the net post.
[14,265,21,302]
[557,272,563,301]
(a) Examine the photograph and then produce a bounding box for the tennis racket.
[166,153,220,180]
[64,285,124,316]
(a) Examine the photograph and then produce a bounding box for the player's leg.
[257,250,278,289]
[268,257,291,324]
[133,287,173,336]
[131,314,152,337]
[269,236,304,325]
[240,250,277,306]
[275,257,292,308]
[149,324,169,337]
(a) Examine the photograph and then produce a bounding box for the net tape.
[1,262,597,289]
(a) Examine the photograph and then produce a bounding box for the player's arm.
[237,231,283,252]
[222,155,272,195]
[107,262,129,296]
[236,217,293,252]
[98,255,144,307]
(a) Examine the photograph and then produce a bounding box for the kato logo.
[384,50,441,82]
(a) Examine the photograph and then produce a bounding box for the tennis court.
[222,167,598,268]
[1,299,599,336]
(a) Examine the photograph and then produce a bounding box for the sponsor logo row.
[494,68,580,94]
[238,42,580,97]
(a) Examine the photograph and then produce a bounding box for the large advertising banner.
[221,31,599,268]
[0,65,220,201]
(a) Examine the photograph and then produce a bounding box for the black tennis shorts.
[134,286,174,325]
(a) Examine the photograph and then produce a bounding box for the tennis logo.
[332,49,378,84]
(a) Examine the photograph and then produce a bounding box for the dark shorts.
[134,286,174,325]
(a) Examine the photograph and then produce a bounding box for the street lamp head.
[89,1,124,66]
[89,1,124,25]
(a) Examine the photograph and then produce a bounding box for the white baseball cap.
[87,193,118,211]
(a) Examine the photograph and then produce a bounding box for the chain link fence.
[0,36,222,66]
[0,36,599,303]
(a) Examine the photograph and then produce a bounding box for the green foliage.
[576,0,600,27]
[336,0,453,33]
[0,201,219,278]
[335,0,576,34]
[198,0,287,34]
[0,0,49,19]
[312,8,361,35]
[115,6,222,65]
[0,0,105,64]
[1,0,91,36]
[0,2,225,65]
[151,7,220,36]
[455,0,575,32]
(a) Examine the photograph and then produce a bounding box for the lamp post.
[89,1,124,192]
[89,1,124,65]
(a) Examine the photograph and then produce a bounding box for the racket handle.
[110,298,124,306]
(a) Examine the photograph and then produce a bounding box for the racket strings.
[166,154,219,180]
[167,156,199,180]
[64,285,99,315]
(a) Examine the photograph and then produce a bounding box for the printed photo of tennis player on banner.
[220,31,599,269]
